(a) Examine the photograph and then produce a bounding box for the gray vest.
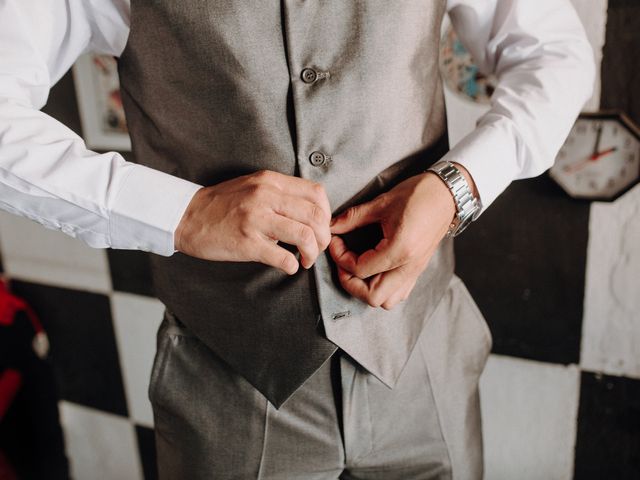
[118,0,453,408]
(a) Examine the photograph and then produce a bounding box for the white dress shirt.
[0,0,595,257]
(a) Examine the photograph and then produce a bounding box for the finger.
[330,198,383,235]
[367,265,415,309]
[330,234,399,280]
[258,171,332,221]
[350,238,397,278]
[328,235,358,272]
[332,236,402,280]
[265,214,320,269]
[273,196,331,251]
[253,240,299,275]
[381,278,415,310]
[401,278,417,301]
[336,265,373,305]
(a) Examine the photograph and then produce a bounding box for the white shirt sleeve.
[0,0,202,257]
[444,0,596,212]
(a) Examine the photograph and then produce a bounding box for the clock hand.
[590,146,617,161]
[563,147,618,173]
[564,158,591,173]
[592,123,603,157]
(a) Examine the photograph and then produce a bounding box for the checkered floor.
[1,187,638,480]
[0,1,638,478]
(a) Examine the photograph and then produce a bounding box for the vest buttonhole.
[331,310,351,320]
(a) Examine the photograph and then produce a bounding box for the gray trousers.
[149,276,492,479]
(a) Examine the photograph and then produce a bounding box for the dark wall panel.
[574,372,640,479]
[600,0,640,125]
[454,175,590,365]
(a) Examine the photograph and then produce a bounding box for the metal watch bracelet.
[426,161,481,238]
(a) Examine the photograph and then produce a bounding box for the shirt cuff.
[440,119,521,215]
[109,163,203,256]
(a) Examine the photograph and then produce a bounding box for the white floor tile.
[581,184,640,379]
[59,401,143,480]
[111,292,165,428]
[0,211,111,293]
[479,355,581,480]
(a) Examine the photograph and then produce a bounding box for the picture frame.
[72,54,131,152]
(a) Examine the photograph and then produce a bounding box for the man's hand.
[329,163,476,310]
[174,170,331,275]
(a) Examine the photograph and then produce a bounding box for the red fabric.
[0,369,22,420]
[0,448,18,480]
[0,278,41,418]
[0,280,43,333]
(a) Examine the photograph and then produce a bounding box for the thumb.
[330,199,382,234]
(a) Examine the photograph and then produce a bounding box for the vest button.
[301,68,318,84]
[309,151,327,166]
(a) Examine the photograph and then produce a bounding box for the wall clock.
[549,111,640,200]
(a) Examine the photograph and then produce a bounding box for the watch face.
[550,113,640,200]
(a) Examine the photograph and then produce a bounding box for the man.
[0,0,594,478]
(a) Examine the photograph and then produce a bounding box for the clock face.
[550,113,640,200]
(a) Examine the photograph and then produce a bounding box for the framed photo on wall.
[72,54,131,152]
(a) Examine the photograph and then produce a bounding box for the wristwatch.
[427,160,481,237]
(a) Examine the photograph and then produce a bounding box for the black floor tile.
[9,280,128,416]
[454,174,590,364]
[574,372,640,479]
[136,425,158,480]
[601,0,640,126]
